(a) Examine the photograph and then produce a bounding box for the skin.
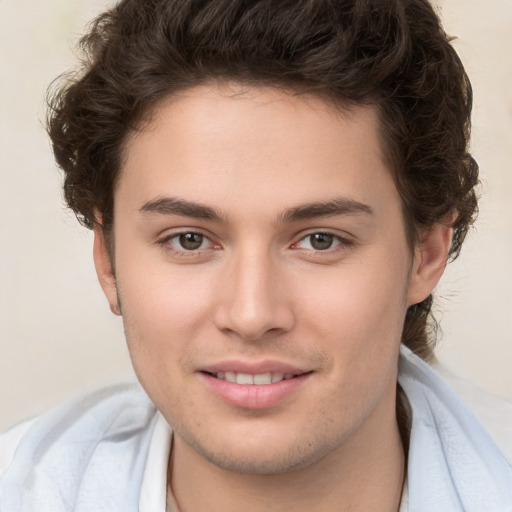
[94,83,452,511]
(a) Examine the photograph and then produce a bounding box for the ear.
[407,219,454,306]
[93,225,121,316]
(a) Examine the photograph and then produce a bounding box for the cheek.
[115,255,216,376]
[292,252,409,386]
[297,260,408,338]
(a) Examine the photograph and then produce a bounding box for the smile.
[200,369,312,409]
[211,371,297,385]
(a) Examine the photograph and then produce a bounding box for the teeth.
[236,373,254,385]
[215,371,295,385]
[253,373,272,385]
[225,372,236,383]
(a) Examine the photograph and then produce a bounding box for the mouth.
[203,371,302,385]
[199,367,312,409]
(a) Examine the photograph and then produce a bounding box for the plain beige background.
[1,0,511,432]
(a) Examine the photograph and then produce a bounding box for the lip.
[201,360,309,375]
[199,360,312,409]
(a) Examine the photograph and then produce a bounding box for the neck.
[169,396,405,512]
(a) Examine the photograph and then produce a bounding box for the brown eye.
[309,233,335,250]
[178,233,205,250]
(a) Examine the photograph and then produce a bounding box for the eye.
[295,233,342,251]
[179,233,205,250]
[166,232,211,251]
[156,230,221,261]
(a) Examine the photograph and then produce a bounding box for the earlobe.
[93,225,121,316]
[407,220,454,306]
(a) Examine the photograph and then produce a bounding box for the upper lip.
[200,360,310,375]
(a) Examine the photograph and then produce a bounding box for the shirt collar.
[139,413,173,512]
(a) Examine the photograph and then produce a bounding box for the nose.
[213,248,295,341]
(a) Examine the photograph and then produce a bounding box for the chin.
[198,445,321,475]
[179,424,343,475]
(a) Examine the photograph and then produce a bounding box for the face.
[95,83,443,475]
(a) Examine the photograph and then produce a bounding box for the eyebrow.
[278,197,373,223]
[139,196,373,223]
[140,197,226,222]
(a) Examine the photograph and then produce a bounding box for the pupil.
[311,233,333,250]
[179,233,203,250]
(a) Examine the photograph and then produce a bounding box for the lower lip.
[200,372,311,410]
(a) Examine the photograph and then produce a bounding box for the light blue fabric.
[0,384,158,512]
[399,345,512,511]
[1,349,511,511]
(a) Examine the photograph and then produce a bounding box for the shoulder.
[399,347,512,508]
[0,417,37,476]
[432,361,512,463]
[0,383,158,512]
[399,346,512,461]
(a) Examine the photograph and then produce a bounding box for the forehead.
[117,83,400,223]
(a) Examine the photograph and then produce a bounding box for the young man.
[1,1,511,511]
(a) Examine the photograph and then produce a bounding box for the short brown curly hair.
[47,0,479,361]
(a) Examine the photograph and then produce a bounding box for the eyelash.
[292,232,347,252]
[158,231,218,257]
[157,230,353,258]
